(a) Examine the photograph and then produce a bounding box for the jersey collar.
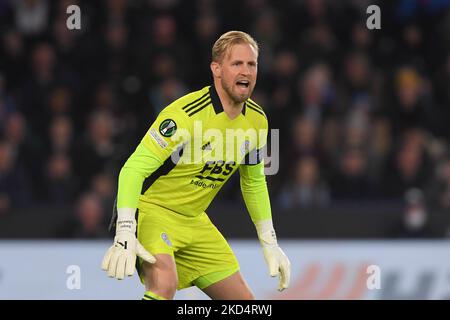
[209,85,247,116]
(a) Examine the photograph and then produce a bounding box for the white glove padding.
[101,208,156,280]
[255,220,291,291]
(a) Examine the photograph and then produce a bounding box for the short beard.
[221,78,251,104]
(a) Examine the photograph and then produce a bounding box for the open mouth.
[236,80,250,89]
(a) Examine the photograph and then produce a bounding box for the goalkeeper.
[101,31,290,300]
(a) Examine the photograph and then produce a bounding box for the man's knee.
[143,256,178,299]
[242,290,255,300]
[161,277,178,298]
[145,272,178,299]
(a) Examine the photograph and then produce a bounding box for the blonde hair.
[212,31,259,62]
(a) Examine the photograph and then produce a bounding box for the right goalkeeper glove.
[101,208,156,280]
[255,220,291,291]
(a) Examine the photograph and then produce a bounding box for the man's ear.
[210,61,221,78]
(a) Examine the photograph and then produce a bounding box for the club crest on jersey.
[159,119,177,137]
[240,140,251,156]
[161,232,172,247]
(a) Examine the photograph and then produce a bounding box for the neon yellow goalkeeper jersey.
[138,85,268,217]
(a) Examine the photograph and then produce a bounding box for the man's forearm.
[117,143,163,209]
[240,161,272,224]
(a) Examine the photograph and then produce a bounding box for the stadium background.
[0,0,450,299]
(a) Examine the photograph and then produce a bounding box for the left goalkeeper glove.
[101,208,156,280]
[255,220,291,291]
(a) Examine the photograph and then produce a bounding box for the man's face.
[215,43,258,104]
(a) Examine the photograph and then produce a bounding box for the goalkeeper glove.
[101,208,156,280]
[255,220,291,291]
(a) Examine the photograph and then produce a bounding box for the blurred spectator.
[251,10,281,76]
[283,116,323,183]
[3,112,43,200]
[270,49,299,110]
[149,77,188,115]
[350,23,373,53]
[105,0,128,24]
[383,128,432,198]
[43,153,78,204]
[0,73,18,130]
[432,52,450,139]
[427,157,450,213]
[388,188,440,238]
[298,22,337,68]
[389,67,432,136]
[397,24,426,68]
[292,116,319,156]
[191,12,221,86]
[74,111,119,190]
[51,15,78,69]
[135,14,193,85]
[0,30,26,89]
[0,141,32,215]
[342,106,371,150]
[91,172,116,225]
[48,85,72,117]
[47,115,74,155]
[265,50,301,156]
[367,117,393,181]
[298,63,334,125]
[21,43,59,138]
[339,51,372,113]
[329,147,374,200]
[93,83,117,113]
[69,193,109,238]
[278,156,329,209]
[147,0,181,12]
[90,83,139,155]
[89,83,121,129]
[13,0,49,36]
[103,21,129,82]
[272,50,299,88]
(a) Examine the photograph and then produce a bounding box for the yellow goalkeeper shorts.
[136,202,240,290]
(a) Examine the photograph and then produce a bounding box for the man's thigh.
[201,271,255,300]
[175,214,240,290]
[136,205,190,285]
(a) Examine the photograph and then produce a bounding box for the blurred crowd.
[0,0,449,237]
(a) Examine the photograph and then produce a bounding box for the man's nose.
[240,65,251,76]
